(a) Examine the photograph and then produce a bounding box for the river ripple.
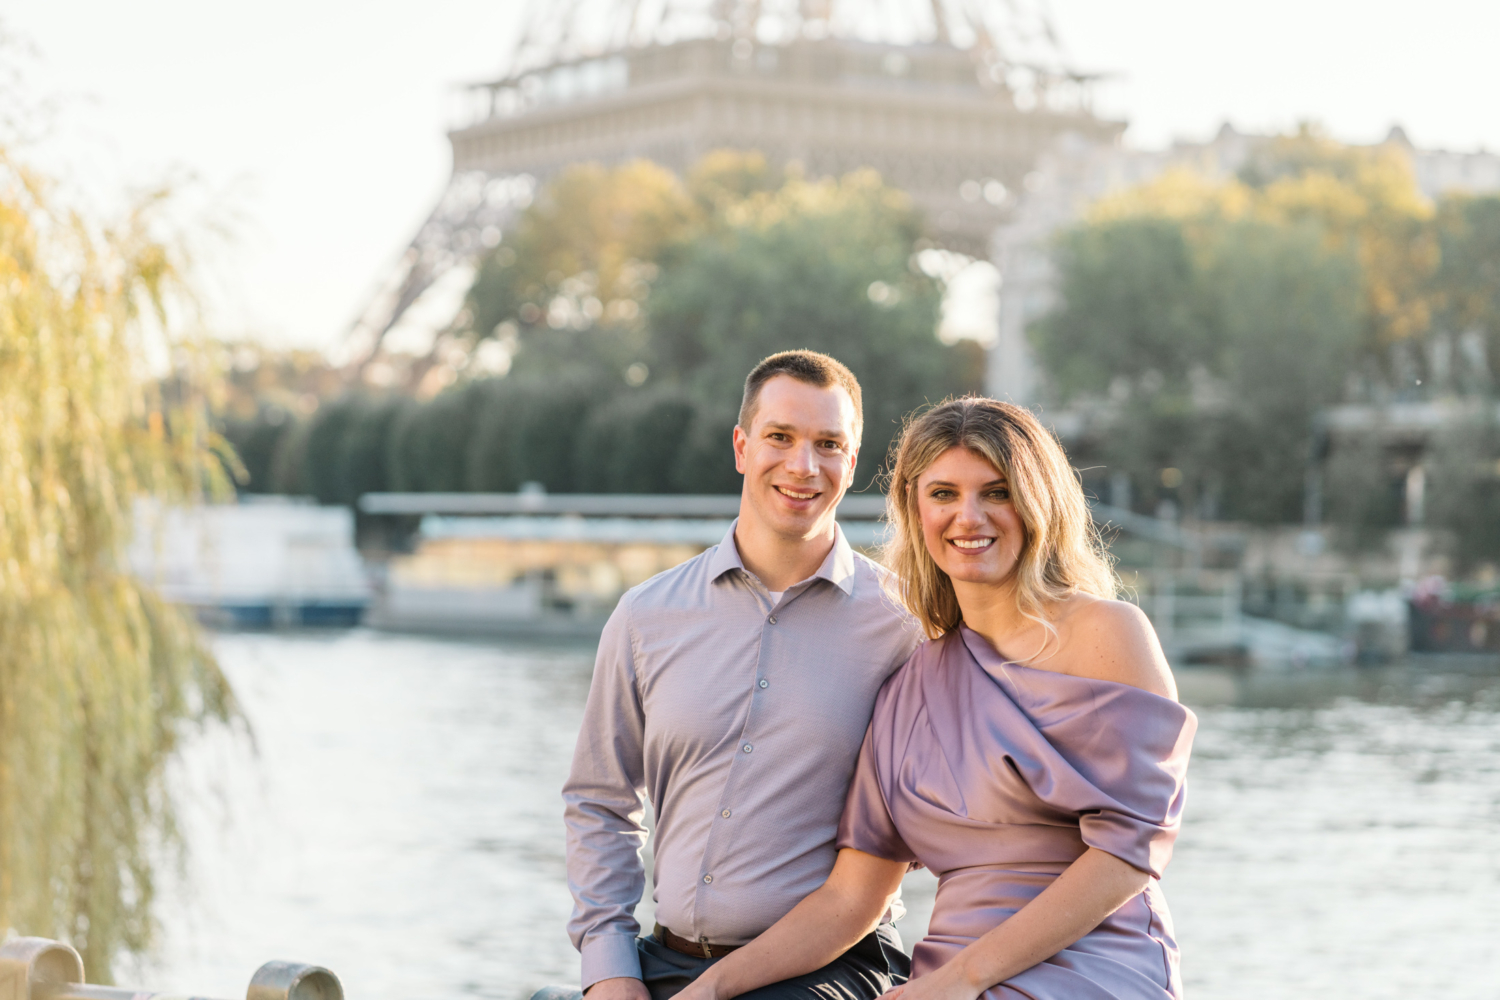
[144,631,1500,1000]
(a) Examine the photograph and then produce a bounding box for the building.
[342,0,1118,379]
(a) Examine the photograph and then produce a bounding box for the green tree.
[574,388,700,493]
[644,169,952,486]
[1089,130,1437,375]
[464,158,690,385]
[1426,414,1500,571]
[1035,214,1362,523]
[1431,194,1500,387]
[1036,218,1206,396]
[1199,221,1363,522]
[387,383,485,492]
[466,375,616,492]
[669,403,743,494]
[460,155,962,491]
[222,405,296,493]
[0,156,234,978]
[303,395,404,506]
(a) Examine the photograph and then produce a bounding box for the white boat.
[129,498,371,627]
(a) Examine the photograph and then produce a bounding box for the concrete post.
[0,939,341,1000]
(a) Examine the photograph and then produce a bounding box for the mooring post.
[528,986,583,1000]
[0,938,342,1000]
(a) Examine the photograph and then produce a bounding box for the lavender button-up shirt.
[564,521,921,989]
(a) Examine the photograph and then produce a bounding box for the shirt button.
[758,679,769,689]
[703,874,713,884]
[742,743,753,753]
[767,615,777,624]
[721,809,732,818]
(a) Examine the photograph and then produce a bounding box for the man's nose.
[786,440,818,477]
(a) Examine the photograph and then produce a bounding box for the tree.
[1241,127,1437,356]
[1088,128,1438,377]
[644,168,952,486]
[0,155,234,978]
[467,375,616,492]
[222,405,295,492]
[1034,217,1206,397]
[574,388,700,493]
[302,395,404,506]
[459,154,963,491]
[1034,212,1363,523]
[1426,414,1500,571]
[1431,194,1500,390]
[463,158,691,383]
[386,383,485,492]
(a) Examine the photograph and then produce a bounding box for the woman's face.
[915,446,1027,590]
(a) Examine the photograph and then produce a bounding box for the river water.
[143,630,1500,1000]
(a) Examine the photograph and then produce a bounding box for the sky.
[4,0,1499,353]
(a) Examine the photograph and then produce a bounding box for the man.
[564,350,922,1000]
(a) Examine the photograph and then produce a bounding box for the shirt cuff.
[581,933,643,991]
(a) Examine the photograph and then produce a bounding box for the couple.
[563,351,1197,1000]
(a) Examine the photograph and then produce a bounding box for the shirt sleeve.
[836,722,917,866]
[563,596,649,988]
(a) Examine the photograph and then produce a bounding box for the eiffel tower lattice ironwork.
[343,0,1118,379]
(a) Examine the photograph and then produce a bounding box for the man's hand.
[585,978,650,1000]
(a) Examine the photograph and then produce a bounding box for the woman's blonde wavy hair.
[883,396,1118,640]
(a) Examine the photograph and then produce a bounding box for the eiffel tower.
[345,0,1118,376]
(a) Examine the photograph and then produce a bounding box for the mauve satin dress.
[837,626,1197,1000]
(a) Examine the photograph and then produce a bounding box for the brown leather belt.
[653,923,743,959]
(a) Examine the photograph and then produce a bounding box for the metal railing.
[1123,570,1244,654]
[358,492,889,520]
[0,938,340,1000]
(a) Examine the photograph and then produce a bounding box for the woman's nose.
[955,496,986,527]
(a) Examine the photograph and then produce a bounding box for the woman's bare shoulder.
[1051,595,1178,700]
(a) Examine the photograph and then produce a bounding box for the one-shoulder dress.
[836,626,1197,1000]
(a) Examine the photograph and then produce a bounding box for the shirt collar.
[708,518,857,597]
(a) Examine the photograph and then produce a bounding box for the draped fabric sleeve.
[836,721,918,865]
[1060,683,1197,880]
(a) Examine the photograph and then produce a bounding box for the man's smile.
[775,486,820,500]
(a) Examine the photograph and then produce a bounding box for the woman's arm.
[681,849,909,1000]
[884,848,1149,1000]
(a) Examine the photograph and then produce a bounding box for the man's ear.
[733,425,748,474]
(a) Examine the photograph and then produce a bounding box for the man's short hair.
[738,350,864,442]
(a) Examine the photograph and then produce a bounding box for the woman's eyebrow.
[923,478,1008,488]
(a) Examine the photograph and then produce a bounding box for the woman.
[675,397,1196,1000]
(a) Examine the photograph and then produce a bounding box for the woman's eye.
[989,489,1011,501]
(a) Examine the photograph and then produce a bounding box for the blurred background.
[1,2,1498,999]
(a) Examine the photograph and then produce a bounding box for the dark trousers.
[635,924,910,1000]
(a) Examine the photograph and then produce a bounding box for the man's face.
[733,376,861,541]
